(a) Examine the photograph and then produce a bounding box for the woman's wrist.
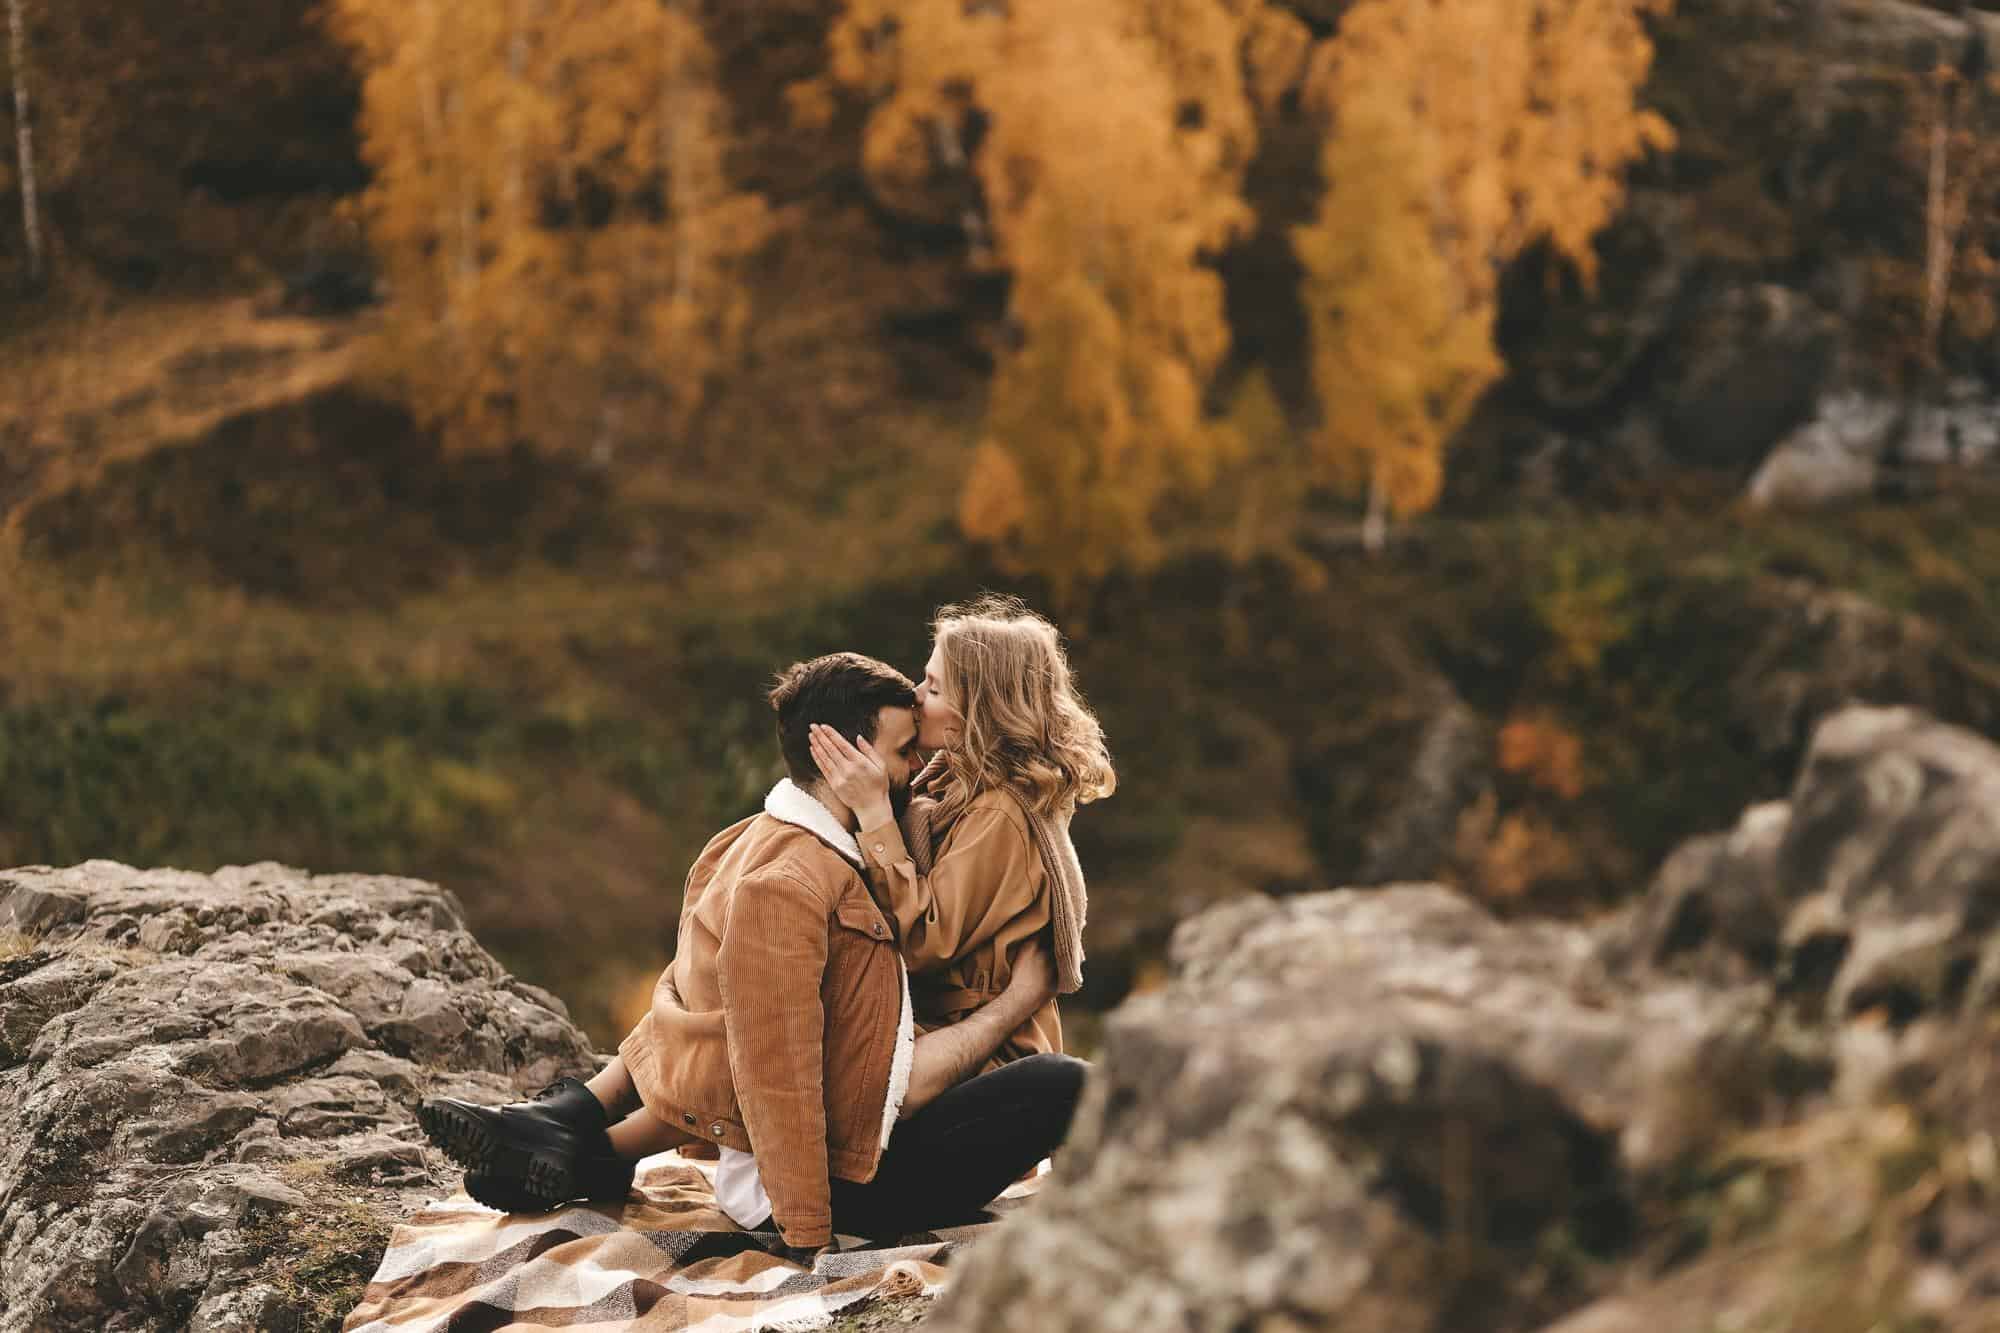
[855,799,895,832]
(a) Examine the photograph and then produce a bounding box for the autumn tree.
[809,0,1294,595]
[1902,60,2000,378]
[1293,0,1673,544]
[330,0,773,458]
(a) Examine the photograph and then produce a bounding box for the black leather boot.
[462,1151,637,1213]
[419,1077,615,1208]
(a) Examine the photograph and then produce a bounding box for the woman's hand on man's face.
[808,723,891,821]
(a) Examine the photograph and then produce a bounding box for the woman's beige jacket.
[858,789,1061,1065]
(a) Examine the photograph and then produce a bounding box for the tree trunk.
[1361,461,1389,554]
[7,0,42,285]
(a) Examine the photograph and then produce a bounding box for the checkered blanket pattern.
[342,1153,1021,1332]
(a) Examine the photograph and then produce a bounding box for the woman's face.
[916,641,963,752]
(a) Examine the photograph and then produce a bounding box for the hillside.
[5,0,2000,1046]
[7,321,2000,1043]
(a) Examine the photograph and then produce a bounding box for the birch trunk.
[1361,462,1389,554]
[7,0,42,284]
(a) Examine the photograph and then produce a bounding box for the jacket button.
[683,1113,696,1126]
[712,1122,725,1138]
[872,922,885,937]
[873,843,885,854]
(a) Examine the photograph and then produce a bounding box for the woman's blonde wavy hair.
[926,594,1115,826]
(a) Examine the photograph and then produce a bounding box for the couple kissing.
[418,594,1113,1259]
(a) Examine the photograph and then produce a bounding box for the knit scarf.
[897,753,1088,996]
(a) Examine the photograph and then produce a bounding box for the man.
[420,652,1086,1257]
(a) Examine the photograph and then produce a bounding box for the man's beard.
[889,783,912,821]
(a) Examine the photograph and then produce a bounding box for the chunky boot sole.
[464,1157,636,1213]
[419,1099,585,1209]
[462,1171,554,1214]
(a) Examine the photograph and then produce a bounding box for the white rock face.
[1747,385,2000,510]
[1745,392,1896,510]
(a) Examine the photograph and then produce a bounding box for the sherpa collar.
[763,779,863,867]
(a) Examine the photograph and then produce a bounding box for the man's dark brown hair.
[768,653,917,788]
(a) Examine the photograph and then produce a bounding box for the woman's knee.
[1013,1052,1089,1116]
[1018,1051,1089,1081]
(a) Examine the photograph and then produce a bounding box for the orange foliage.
[1497,712,1589,799]
[330,0,773,456]
[814,0,1272,593]
[1293,0,1673,519]
[1475,811,1581,901]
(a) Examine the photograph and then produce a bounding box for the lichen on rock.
[0,861,598,1332]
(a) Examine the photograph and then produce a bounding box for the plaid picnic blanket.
[342,1152,1032,1333]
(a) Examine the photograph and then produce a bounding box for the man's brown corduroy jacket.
[619,802,906,1250]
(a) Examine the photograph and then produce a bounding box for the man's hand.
[1006,938,1056,1008]
[900,938,1058,1117]
[808,724,893,828]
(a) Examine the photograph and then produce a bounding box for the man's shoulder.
[727,815,863,902]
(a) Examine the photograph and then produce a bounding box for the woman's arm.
[809,725,1037,971]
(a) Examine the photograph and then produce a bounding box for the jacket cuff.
[776,1216,832,1249]
[858,817,910,869]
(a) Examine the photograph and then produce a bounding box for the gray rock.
[1747,384,2000,511]
[1771,708,2000,1022]
[1724,578,2000,765]
[0,862,599,1333]
[1598,801,1790,985]
[1666,284,1842,470]
[929,885,1763,1333]
[1744,391,1891,510]
[934,706,2000,1333]
[1608,706,2000,1035]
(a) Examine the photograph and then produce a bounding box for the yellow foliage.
[819,0,1270,594]
[1294,0,1673,518]
[1532,548,1635,679]
[958,438,1029,546]
[329,0,774,456]
[1243,6,1314,118]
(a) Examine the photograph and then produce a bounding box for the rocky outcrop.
[0,861,598,1333]
[1747,384,2000,510]
[1610,706,2000,1035]
[930,705,2000,1333]
[927,886,1772,1333]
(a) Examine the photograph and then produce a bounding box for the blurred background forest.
[6,0,2000,1049]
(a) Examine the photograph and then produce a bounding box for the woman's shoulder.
[960,787,1036,837]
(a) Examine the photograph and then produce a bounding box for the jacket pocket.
[651,1003,736,1120]
[833,894,893,946]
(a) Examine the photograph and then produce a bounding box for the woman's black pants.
[828,1051,1087,1238]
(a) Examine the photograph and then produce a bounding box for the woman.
[810,593,1114,1064]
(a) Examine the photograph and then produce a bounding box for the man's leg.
[607,1104,696,1157]
[587,1057,643,1121]
[421,1057,639,1209]
[829,1052,1087,1239]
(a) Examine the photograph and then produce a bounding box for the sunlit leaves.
[330,0,773,458]
[817,0,1266,595]
[1294,0,1673,519]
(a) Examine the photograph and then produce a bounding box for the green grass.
[244,1161,398,1333]
[9,475,2000,1045]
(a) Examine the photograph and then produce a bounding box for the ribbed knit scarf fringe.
[898,756,1087,996]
